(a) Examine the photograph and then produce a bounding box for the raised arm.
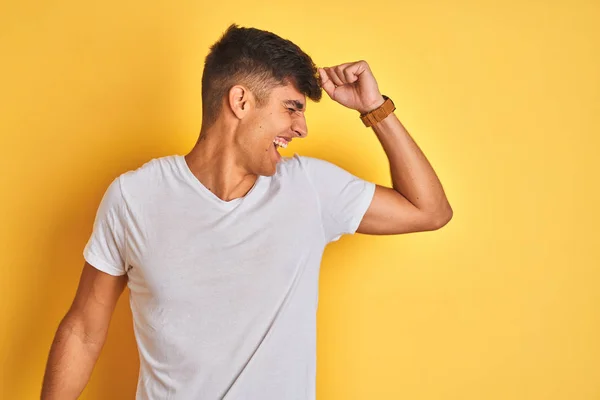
[318,61,452,235]
[357,109,452,234]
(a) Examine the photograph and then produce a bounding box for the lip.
[275,136,292,144]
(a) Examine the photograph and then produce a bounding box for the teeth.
[272,138,288,149]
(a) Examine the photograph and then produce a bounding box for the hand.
[318,60,385,114]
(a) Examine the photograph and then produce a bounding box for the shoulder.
[279,153,354,181]
[98,155,180,209]
[119,154,179,191]
[276,153,332,176]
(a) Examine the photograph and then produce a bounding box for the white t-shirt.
[83,153,375,400]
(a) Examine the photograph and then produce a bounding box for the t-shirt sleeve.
[83,176,128,276]
[298,155,376,243]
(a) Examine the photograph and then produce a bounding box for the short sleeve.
[83,176,128,276]
[298,155,376,243]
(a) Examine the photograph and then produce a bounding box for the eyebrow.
[283,99,305,111]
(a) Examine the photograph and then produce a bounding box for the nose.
[291,114,308,139]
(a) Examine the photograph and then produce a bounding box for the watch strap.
[360,95,396,127]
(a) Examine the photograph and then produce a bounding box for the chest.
[124,185,325,302]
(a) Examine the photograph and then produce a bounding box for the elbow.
[430,205,453,230]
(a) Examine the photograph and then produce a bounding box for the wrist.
[359,95,385,115]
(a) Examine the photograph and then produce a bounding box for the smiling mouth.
[273,137,288,149]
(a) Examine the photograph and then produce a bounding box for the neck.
[184,121,258,202]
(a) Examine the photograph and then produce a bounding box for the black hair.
[201,23,322,129]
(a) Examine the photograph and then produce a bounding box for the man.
[41,24,452,399]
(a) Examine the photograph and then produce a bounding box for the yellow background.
[1,0,599,398]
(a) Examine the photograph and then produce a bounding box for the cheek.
[246,111,286,150]
[247,124,273,154]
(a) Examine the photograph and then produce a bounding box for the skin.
[184,82,308,202]
[41,263,127,399]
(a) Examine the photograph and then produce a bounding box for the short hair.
[201,24,322,129]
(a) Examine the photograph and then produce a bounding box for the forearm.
[41,316,105,400]
[371,109,452,217]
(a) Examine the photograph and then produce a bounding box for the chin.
[261,167,277,177]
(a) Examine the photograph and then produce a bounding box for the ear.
[228,85,253,120]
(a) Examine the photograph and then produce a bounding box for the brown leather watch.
[359,95,396,127]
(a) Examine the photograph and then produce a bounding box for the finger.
[318,68,336,98]
[324,67,345,87]
[331,62,361,84]
[347,61,369,80]
[341,64,359,85]
[332,62,355,76]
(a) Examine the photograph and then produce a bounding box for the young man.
[42,24,452,400]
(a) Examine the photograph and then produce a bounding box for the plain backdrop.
[1,0,599,399]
